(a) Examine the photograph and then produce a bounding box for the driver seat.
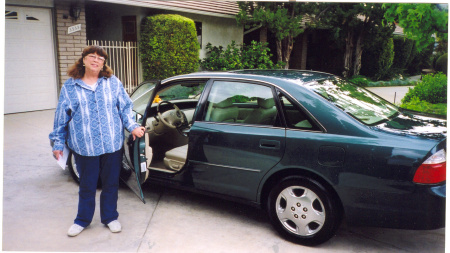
[164,144,188,171]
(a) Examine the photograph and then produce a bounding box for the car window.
[307,77,399,125]
[130,81,157,116]
[279,94,320,131]
[204,81,277,126]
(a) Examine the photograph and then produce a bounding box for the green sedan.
[67,70,446,246]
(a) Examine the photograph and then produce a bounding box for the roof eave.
[90,0,238,19]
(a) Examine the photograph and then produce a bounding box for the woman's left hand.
[131,126,146,140]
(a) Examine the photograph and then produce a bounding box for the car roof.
[162,69,335,87]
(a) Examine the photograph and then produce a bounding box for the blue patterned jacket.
[49,75,140,156]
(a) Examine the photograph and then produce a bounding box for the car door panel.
[186,80,287,200]
[121,131,150,203]
[188,122,285,201]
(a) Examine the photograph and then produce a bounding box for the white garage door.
[5,6,57,114]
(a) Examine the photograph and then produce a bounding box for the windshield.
[156,81,206,101]
[306,77,399,125]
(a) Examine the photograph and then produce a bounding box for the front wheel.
[267,176,342,246]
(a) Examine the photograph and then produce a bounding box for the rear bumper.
[344,183,445,230]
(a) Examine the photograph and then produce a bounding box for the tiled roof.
[91,0,240,18]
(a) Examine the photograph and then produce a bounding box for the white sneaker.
[68,224,84,237]
[107,220,122,233]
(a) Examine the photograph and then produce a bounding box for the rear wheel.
[67,152,102,188]
[267,176,341,246]
[67,152,80,184]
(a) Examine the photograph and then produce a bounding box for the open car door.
[121,134,152,203]
[120,80,160,203]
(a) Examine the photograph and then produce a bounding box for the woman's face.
[83,53,105,74]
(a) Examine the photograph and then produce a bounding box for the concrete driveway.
[366,86,413,104]
[2,109,444,252]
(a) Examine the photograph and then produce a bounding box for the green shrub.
[349,75,370,87]
[241,41,275,69]
[140,14,199,80]
[361,37,395,80]
[401,97,447,116]
[402,72,447,104]
[199,42,242,71]
[393,36,415,70]
[200,40,278,71]
[375,38,395,80]
[435,53,447,75]
[406,41,435,75]
[367,78,417,87]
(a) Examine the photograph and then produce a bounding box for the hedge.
[140,14,199,80]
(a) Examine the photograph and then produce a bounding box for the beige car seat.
[163,144,188,171]
[208,98,239,123]
[244,98,277,125]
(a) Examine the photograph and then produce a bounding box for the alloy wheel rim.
[275,186,325,236]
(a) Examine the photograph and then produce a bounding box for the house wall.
[85,2,243,59]
[86,2,147,42]
[54,0,87,87]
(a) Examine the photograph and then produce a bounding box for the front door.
[122,16,137,42]
[188,80,286,201]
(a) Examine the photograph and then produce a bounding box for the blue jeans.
[73,149,122,227]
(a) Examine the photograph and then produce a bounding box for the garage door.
[5,6,57,114]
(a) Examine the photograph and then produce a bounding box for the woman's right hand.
[53,150,63,160]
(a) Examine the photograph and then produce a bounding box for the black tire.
[267,176,342,246]
[67,152,80,184]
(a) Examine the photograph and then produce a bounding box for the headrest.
[214,98,234,108]
[258,98,275,109]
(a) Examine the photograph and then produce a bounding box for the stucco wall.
[178,12,243,59]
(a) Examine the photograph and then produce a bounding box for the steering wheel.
[156,101,186,129]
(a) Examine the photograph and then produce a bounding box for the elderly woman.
[49,45,145,237]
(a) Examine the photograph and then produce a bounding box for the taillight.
[413,149,446,184]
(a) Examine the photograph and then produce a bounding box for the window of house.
[5,10,18,20]
[122,16,137,42]
[195,22,202,48]
[26,15,39,21]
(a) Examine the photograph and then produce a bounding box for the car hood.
[373,111,447,140]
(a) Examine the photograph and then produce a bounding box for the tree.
[236,2,325,69]
[383,3,448,52]
[321,3,395,78]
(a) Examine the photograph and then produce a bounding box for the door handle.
[259,139,280,150]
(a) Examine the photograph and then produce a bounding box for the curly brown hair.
[67,45,114,79]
